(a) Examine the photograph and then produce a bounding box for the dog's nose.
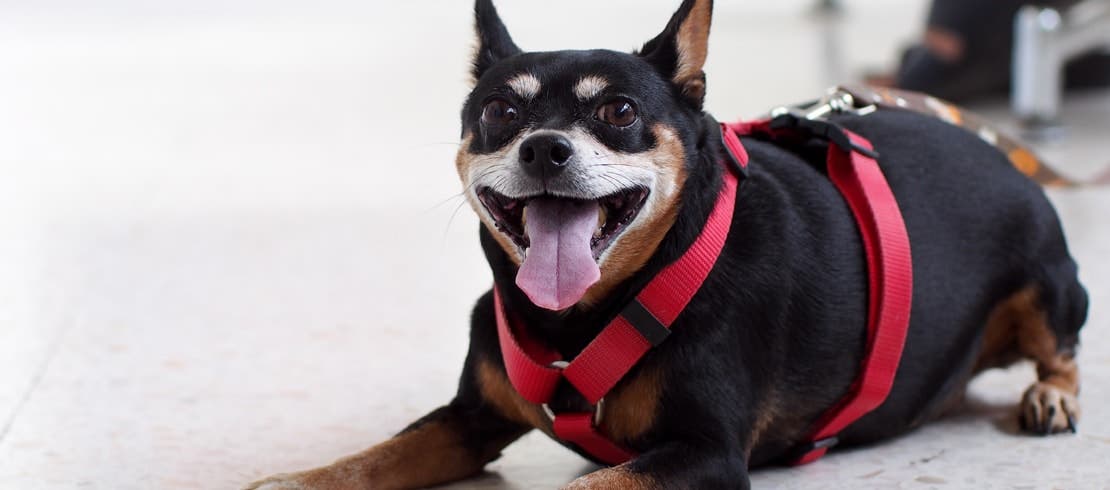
[519,133,574,179]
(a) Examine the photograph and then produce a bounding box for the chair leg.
[1013,1,1110,124]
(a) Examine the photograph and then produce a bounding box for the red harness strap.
[495,116,913,467]
[728,118,914,465]
[494,126,744,464]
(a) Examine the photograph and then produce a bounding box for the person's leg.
[878,0,1107,102]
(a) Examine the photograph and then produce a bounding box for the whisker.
[442,199,473,249]
[598,174,625,195]
[491,175,508,193]
[423,192,466,214]
[462,166,504,195]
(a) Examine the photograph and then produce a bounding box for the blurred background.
[1,0,1108,488]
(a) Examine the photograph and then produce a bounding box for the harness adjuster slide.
[621,299,671,347]
[785,435,840,463]
[542,398,606,426]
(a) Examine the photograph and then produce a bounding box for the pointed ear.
[472,0,522,81]
[637,0,713,107]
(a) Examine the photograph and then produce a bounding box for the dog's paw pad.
[1020,382,1080,435]
[243,474,305,490]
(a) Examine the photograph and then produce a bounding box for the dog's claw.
[1044,405,1056,434]
[1020,382,1080,436]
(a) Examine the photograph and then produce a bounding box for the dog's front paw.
[243,473,308,490]
[1020,382,1080,435]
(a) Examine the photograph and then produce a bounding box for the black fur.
[472,0,522,80]
[445,1,1089,488]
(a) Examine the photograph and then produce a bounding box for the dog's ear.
[637,0,713,108]
[472,0,522,81]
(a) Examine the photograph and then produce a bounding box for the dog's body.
[248,1,1088,488]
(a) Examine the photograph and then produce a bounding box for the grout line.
[0,222,138,446]
[0,315,74,445]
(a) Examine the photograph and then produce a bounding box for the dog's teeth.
[522,206,528,229]
[597,206,607,231]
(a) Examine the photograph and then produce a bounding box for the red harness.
[494,110,914,466]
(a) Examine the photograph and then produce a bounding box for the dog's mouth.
[477,186,650,311]
[477,187,650,258]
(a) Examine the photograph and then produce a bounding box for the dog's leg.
[1015,289,1082,435]
[981,286,1084,435]
[562,442,749,490]
[244,402,529,490]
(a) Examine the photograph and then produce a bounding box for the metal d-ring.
[542,398,606,426]
[770,87,878,122]
[541,360,605,425]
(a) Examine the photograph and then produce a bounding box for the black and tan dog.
[248,0,1088,488]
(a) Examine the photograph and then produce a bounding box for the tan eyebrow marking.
[574,75,609,100]
[506,73,541,101]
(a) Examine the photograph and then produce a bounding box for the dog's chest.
[477,359,663,444]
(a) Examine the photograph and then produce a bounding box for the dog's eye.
[597,100,638,127]
[482,99,518,126]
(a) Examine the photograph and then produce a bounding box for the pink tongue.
[516,197,601,311]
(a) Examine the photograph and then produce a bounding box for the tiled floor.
[2,1,1108,489]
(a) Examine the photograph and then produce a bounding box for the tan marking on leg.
[244,419,495,490]
[1009,288,1080,396]
[975,287,1079,391]
[1019,307,1080,434]
[974,290,1026,372]
[562,463,658,490]
[581,124,688,306]
[477,358,550,433]
[602,365,663,443]
[976,287,1081,434]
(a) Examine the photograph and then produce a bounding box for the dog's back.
[725,108,1088,461]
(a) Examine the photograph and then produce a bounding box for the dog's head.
[457,0,714,311]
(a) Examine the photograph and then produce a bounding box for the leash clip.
[768,88,881,160]
[772,87,878,121]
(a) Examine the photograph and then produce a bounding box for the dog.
[247,0,1089,488]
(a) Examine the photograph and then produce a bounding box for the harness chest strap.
[495,117,913,466]
[494,128,744,465]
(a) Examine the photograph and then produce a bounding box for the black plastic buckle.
[769,112,880,160]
